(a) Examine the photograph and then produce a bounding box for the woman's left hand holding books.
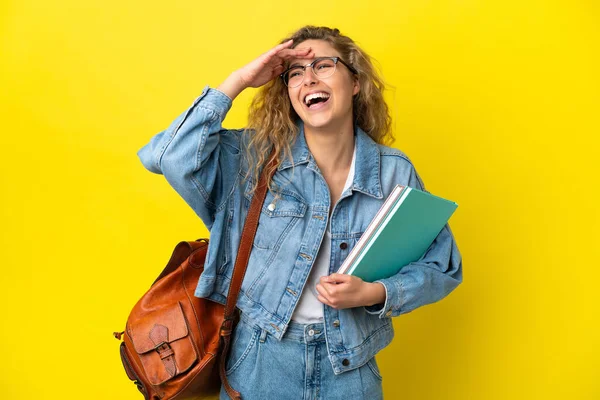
[315,274,386,310]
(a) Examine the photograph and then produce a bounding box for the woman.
[138,25,462,399]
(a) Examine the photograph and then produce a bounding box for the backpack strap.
[219,151,276,400]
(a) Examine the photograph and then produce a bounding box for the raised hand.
[236,40,314,88]
[218,40,315,100]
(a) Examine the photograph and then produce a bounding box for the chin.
[301,112,335,130]
[305,119,331,130]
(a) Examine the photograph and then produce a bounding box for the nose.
[303,66,318,86]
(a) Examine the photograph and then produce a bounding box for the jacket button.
[385,310,393,317]
[333,320,340,327]
[339,242,348,250]
[342,359,350,366]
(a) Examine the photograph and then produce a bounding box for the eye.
[286,67,303,79]
[315,60,334,70]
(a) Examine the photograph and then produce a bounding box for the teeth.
[304,92,330,105]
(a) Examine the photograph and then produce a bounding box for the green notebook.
[337,185,458,282]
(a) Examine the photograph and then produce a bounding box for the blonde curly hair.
[244,25,393,192]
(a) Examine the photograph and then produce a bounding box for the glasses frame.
[280,56,359,88]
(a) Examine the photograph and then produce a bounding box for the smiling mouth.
[304,93,331,109]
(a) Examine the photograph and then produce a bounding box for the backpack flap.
[128,302,198,385]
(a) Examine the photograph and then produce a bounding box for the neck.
[304,120,355,176]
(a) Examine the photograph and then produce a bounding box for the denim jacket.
[137,86,463,375]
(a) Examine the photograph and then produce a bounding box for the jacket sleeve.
[363,166,463,318]
[136,86,242,229]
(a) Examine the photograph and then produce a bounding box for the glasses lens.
[285,67,304,87]
[284,58,338,87]
[313,58,336,79]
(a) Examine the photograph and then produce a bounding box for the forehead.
[289,39,340,65]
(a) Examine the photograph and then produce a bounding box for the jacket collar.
[278,121,383,199]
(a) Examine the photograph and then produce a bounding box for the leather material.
[129,302,197,385]
[115,152,275,400]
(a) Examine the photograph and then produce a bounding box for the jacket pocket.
[244,187,307,251]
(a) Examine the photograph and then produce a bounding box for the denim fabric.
[220,312,383,400]
[137,86,463,375]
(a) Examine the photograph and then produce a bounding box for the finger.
[316,283,332,299]
[320,276,340,287]
[316,285,338,307]
[321,275,341,285]
[269,50,314,72]
[257,47,285,68]
[263,39,294,59]
[276,39,294,50]
[273,64,285,76]
[273,48,313,62]
[328,273,350,282]
[323,283,340,298]
[277,48,314,60]
[317,294,333,307]
[285,46,312,54]
[316,283,326,296]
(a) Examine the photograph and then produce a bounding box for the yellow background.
[1,0,598,399]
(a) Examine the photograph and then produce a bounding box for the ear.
[352,77,360,96]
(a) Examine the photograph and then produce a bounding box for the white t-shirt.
[291,146,357,323]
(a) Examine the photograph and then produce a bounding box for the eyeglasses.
[280,57,358,88]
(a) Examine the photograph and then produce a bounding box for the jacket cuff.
[192,85,233,121]
[363,278,403,318]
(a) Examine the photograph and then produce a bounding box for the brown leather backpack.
[114,157,273,400]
